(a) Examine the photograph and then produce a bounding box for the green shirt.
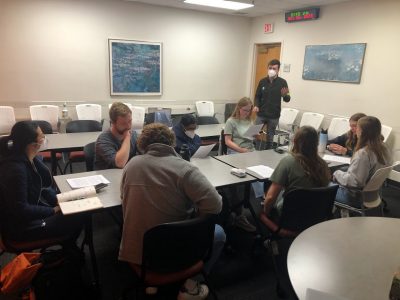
[224,118,255,151]
[270,155,320,196]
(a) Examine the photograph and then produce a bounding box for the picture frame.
[302,43,366,83]
[109,39,162,95]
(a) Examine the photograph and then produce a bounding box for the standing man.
[95,102,138,170]
[253,59,291,149]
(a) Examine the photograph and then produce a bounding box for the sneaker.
[145,287,158,295]
[177,279,209,300]
[235,215,256,232]
[340,209,350,218]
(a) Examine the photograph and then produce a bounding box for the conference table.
[287,217,400,300]
[45,124,224,175]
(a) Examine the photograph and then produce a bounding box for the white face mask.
[268,69,277,78]
[36,136,48,152]
[185,130,196,139]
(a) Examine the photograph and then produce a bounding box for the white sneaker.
[177,279,209,300]
[235,215,256,232]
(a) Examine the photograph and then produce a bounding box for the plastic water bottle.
[318,130,328,154]
[62,102,68,118]
[179,144,191,161]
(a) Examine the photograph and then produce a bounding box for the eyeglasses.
[240,108,252,113]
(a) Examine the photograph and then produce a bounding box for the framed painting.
[302,43,366,83]
[109,39,162,95]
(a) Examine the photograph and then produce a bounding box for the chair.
[0,106,16,135]
[334,165,393,216]
[123,216,217,299]
[196,101,215,117]
[196,116,219,125]
[224,103,236,122]
[130,106,146,130]
[299,112,324,130]
[29,105,59,132]
[278,108,299,132]
[75,104,102,123]
[260,185,339,298]
[84,142,96,172]
[218,129,227,156]
[327,117,350,140]
[63,120,102,174]
[381,125,392,143]
[145,108,173,127]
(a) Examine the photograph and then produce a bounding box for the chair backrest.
[363,165,393,193]
[29,105,59,132]
[145,108,172,127]
[142,216,215,273]
[32,120,53,134]
[66,120,102,133]
[84,142,96,172]
[218,129,227,155]
[196,101,214,117]
[279,108,299,131]
[279,185,339,233]
[381,125,392,143]
[196,116,219,125]
[0,106,16,135]
[75,104,102,123]
[327,117,350,140]
[299,112,324,130]
[224,103,236,122]
[130,106,146,130]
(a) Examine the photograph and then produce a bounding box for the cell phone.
[274,148,284,154]
[95,183,108,192]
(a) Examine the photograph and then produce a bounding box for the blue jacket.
[172,124,201,157]
[0,154,56,238]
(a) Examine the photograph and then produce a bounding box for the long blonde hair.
[230,97,253,120]
[356,116,389,165]
[345,112,366,150]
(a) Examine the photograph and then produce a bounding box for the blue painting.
[109,39,162,95]
[302,43,366,83]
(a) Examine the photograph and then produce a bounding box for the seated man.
[172,114,201,156]
[95,102,138,170]
[119,123,225,299]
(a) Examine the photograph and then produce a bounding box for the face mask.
[268,69,277,78]
[185,130,196,139]
[35,136,48,152]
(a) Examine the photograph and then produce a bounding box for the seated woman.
[172,114,201,156]
[333,116,392,208]
[0,121,85,244]
[224,97,259,232]
[327,112,366,156]
[262,126,331,218]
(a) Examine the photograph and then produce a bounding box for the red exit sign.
[264,23,274,33]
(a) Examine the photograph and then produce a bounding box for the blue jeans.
[335,186,361,208]
[255,116,279,143]
[204,224,226,274]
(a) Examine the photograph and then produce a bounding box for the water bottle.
[318,129,328,154]
[288,124,297,151]
[62,102,68,118]
[179,144,191,161]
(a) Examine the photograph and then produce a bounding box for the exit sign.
[264,23,274,33]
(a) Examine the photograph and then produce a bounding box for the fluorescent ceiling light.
[184,0,254,11]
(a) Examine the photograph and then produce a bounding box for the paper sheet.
[67,175,110,189]
[246,165,274,179]
[57,186,96,203]
[59,197,103,215]
[191,144,216,159]
[323,154,351,165]
[244,124,264,139]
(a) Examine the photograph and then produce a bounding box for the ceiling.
[123,0,354,17]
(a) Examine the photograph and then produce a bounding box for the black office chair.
[63,120,102,174]
[218,129,227,155]
[83,142,96,172]
[224,103,236,122]
[260,185,339,298]
[30,120,63,174]
[122,215,217,299]
[196,116,219,125]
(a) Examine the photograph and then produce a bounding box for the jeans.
[335,186,361,208]
[255,116,279,143]
[204,224,226,274]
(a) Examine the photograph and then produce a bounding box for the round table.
[287,217,400,300]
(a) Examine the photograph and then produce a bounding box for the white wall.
[248,0,400,153]
[0,0,251,118]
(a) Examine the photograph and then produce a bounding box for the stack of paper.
[322,154,351,165]
[67,175,110,189]
[246,165,274,179]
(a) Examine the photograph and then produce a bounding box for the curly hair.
[137,123,176,153]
